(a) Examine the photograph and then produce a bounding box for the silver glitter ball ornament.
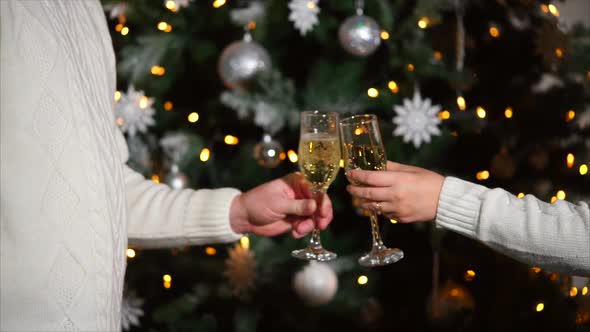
[165,165,188,190]
[253,134,284,168]
[218,39,271,89]
[338,15,382,57]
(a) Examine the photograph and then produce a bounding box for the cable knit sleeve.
[436,177,590,276]
[115,131,242,247]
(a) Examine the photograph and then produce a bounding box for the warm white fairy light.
[367,88,379,98]
[224,135,239,145]
[288,150,298,163]
[188,112,199,123]
[126,248,136,258]
[357,275,368,285]
[200,148,210,162]
[205,247,217,255]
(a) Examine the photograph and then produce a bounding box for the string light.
[580,164,588,175]
[550,196,557,203]
[287,150,298,163]
[464,269,476,281]
[163,274,172,289]
[476,106,486,119]
[126,248,136,258]
[367,88,379,98]
[188,112,199,123]
[200,148,210,162]
[165,0,178,12]
[548,4,559,16]
[390,219,398,224]
[451,131,459,137]
[517,192,525,198]
[157,21,172,32]
[457,96,466,111]
[240,236,250,249]
[556,190,566,200]
[205,247,217,255]
[387,80,399,93]
[540,4,549,14]
[439,110,451,120]
[583,286,588,296]
[247,20,256,30]
[114,90,121,102]
[476,170,490,180]
[121,26,129,36]
[212,0,226,8]
[570,287,578,297]
[357,275,368,285]
[339,159,345,168]
[531,267,542,273]
[151,65,166,76]
[489,25,500,38]
[139,96,149,109]
[115,24,124,32]
[566,153,575,168]
[224,135,239,145]
[433,51,443,61]
[418,17,430,29]
[504,106,513,118]
[380,30,390,40]
[566,110,576,122]
[279,152,286,160]
[307,1,316,9]
[164,101,173,111]
[407,63,415,72]
[151,175,160,183]
[536,302,544,312]
[555,48,564,58]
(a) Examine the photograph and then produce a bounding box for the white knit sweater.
[0,1,241,331]
[436,177,590,276]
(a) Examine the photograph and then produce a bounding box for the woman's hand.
[345,162,444,223]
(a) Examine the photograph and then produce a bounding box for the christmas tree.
[102,0,589,331]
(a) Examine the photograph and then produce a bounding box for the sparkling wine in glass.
[339,114,404,267]
[291,111,340,262]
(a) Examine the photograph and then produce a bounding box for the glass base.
[292,246,337,262]
[358,247,404,267]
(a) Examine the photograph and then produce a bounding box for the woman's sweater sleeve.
[124,166,243,248]
[435,177,590,276]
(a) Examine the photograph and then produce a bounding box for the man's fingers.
[292,219,314,238]
[251,220,293,237]
[386,161,420,173]
[346,169,393,187]
[346,185,392,201]
[279,198,317,217]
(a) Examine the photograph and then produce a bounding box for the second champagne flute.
[340,114,404,267]
[291,111,340,261]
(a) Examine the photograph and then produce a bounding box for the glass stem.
[308,189,324,250]
[369,210,385,250]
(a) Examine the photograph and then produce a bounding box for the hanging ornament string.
[355,0,364,15]
[454,0,465,73]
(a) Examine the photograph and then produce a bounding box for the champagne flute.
[339,114,404,267]
[291,111,340,261]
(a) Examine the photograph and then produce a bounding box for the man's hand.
[230,173,333,238]
[345,162,444,223]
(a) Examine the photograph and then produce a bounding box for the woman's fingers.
[346,169,395,187]
[346,185,392,201]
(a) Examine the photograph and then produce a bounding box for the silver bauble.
[338,15,382,57]
[293,262,338,306]
[218,39,271,89]
[253,134,284,168]
[165,165,188,190]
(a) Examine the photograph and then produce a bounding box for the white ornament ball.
[338,15,382,57]
[253,134,284,168]
[293,262,338,306]
[165,165,188,190]
[218,40,271,89]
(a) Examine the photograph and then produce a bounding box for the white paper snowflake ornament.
[121,291,144,331]
[289,0,321,36]
[392,91,442,148]
[115,86,155,137]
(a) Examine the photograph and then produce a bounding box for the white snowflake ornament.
[392,91,442,148]
[230,2,265,27]
[121,291,144,331]
[288,0,320,36]
[163,0,193,11]
[115,86,155,137]
[160,132,190,163]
